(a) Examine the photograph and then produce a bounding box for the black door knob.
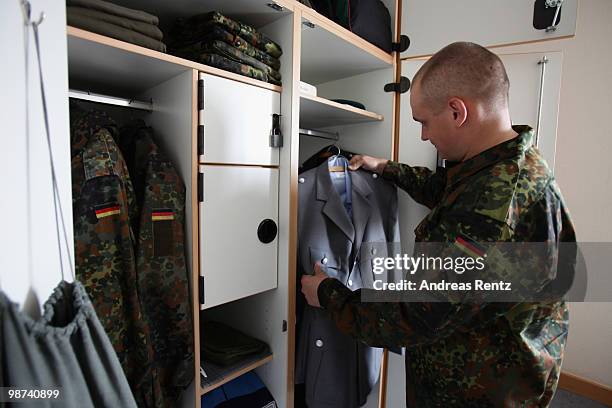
[257,219,277,243]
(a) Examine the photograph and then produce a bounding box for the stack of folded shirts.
[201,321,270,367]
[67,0,166,52]
[169,11,282,86]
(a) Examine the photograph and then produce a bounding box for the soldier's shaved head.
[413,42,509,114]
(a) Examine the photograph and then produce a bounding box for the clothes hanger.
[327,144,348,173]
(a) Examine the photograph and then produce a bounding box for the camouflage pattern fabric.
[170,11,282,58]
[177,40,281,82]
[119,121,194,406]
[178,24,281,71]
[71,109,163,407]
[196,52,282,86]
[317,126,576,407]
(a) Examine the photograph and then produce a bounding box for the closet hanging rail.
[299,128,339,141]
[69,89,153,112]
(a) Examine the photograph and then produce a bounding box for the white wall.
[0,1,72,315]
[489,0,612,387]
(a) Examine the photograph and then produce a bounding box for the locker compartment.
[199,73,281,166]
[199,164,279,309]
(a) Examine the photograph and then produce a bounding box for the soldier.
[301,42,576,407]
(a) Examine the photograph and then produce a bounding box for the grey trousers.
[0,280,137,408]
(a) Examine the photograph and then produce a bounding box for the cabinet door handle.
[257,219,278,243]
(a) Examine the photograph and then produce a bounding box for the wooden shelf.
[67,27,282,96]
[200,351,273,395]
[300,93,383,128]
[274,0,394,84]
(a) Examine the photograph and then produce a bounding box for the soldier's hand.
[301,263,329,308]
[349,155,389,174]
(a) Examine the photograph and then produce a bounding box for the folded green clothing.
[201,321,270,367]
[178,51,281,86]
[181,40,281,81]
[172,11,282,59]
[176,25,281,71]
[67,0,159,25]
[68,7,163,40]
[68,12,166,52]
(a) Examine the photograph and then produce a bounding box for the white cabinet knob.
[298,177,305,184]
[372,173,378,179]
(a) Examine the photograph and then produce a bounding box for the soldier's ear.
[448,97,468,127]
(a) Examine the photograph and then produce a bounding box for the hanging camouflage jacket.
[119,121,194,406]
[70,109,163,407]
[318,126,576,407]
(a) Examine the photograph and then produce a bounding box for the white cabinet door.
[199,73,280,166]
[500,52,562,168]
[199,165,279,309]
[402,0,577,57]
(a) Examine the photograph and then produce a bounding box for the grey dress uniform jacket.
[296,160,400,408]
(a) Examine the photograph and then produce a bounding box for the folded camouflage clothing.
[201,321,270,367]
[171,11,282,59]
[194,25,281,71]
[176,40,281,82]
[197,53,282,86]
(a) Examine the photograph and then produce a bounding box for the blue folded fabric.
[222,371,265,399]
[201,387,227,408]
[201,371,276,408]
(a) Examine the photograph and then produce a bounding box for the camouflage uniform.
[184,24,281,71]
[197,53,281,85]
[168,11,283,85]
[318,126,576,407]
[176,40,281,82]
[173,11,283,59]
[119,121,194,406]
[71,109,163,407]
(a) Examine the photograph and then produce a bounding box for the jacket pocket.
[305,317,352,405]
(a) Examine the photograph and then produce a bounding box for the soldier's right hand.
[349,155,389,174]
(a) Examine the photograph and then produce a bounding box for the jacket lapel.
[316,162,355,242]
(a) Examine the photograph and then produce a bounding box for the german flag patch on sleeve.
[454,234,487,258]
[151,209,174,221]
[94,202,121,219]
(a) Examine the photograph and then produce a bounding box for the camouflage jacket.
[318,126,576,407]
[71,110,163,407]
[119,121,194,405]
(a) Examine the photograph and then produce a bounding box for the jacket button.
[298,177,305,184]
[315,339,324,348]
[372,173,378,179]
[348,279,353,286]
[371,247,377,255]
[321,257,328,265]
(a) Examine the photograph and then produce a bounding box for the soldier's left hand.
[301,263,329,308]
